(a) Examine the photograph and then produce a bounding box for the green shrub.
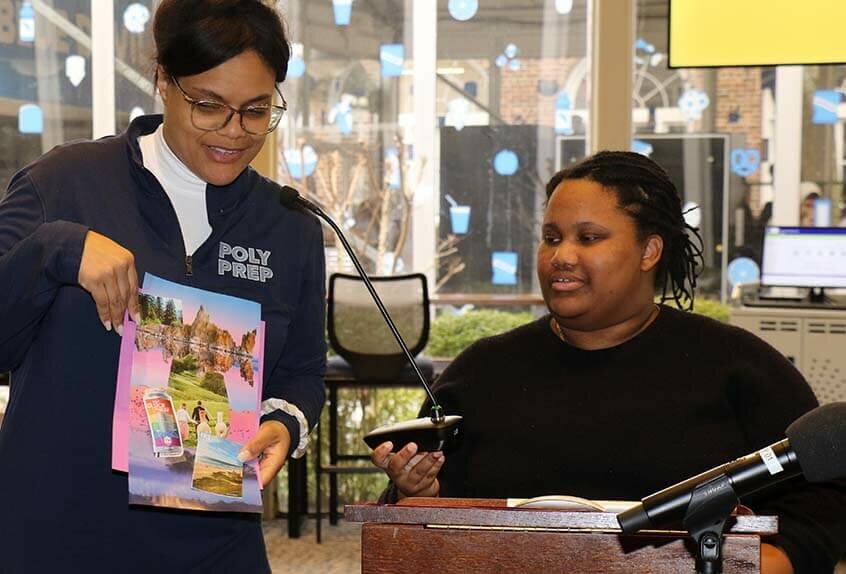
[660,297,730,323]
[200,371,226,396]
[690,298,730,323]
[427,309,534,358]
[171,354,198,374]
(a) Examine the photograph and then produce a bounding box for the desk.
[347,498,775,573]
[315,358,451,542]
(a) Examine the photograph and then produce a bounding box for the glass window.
[635,0,777,301]
[114,0,157,132]
[436,0,589,296]
[0,0,93,193]
[276,1,589,300]
[276,0,415,278]
[800,65,846,227]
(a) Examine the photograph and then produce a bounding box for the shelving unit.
[731,306,846,404]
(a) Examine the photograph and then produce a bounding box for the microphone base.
[363,415,462,453]
[685,474,737,574]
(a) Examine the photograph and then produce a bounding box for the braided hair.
[545,151,704,311]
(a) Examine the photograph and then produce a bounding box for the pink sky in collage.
[224,365,259,412]
[130,348,174,391]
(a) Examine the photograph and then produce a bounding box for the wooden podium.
[345,498,778,573]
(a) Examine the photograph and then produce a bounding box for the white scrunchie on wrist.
[260,399,311,459]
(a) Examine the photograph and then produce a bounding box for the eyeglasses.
[171,76,287,135]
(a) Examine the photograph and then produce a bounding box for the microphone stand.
[280,186,458,441]
[681,475,739,574]
[618,403,846,573]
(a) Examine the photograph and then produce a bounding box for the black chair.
[316,272,433,542]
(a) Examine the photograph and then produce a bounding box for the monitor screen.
[761,227,846,288]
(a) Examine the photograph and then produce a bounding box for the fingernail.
[115,324,124,337]
[104,321,112,332]
[433,452,443,460]
[237,450,250,463]
[405,443,418,455]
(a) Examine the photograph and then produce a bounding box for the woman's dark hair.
[545,151,704,311]
[153,0,290,82]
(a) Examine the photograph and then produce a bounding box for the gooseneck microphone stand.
[279,185,445,426]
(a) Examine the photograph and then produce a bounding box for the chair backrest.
[327,272,430,381]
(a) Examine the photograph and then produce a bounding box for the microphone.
[617,402,846,534]
[279,185,462,453]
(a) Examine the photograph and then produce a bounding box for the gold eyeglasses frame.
[170,76,287,135]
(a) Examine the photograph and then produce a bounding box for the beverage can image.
[143,388,184,458]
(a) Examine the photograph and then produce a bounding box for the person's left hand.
[238,420,291,487]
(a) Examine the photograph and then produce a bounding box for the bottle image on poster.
[143,388,184,458]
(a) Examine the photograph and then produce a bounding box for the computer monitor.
[761,227,846,298]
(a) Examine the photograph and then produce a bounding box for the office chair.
[316,272,433,542]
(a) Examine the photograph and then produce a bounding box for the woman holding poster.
[0,1,325,572]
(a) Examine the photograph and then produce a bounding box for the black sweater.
[385,306,846,573]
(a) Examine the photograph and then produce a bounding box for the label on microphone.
[757,446,784,475]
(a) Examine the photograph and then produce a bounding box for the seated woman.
[371,151,846,574]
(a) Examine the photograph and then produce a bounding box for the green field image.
[166,354,230,449]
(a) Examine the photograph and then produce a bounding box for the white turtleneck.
[138,125,212,255]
